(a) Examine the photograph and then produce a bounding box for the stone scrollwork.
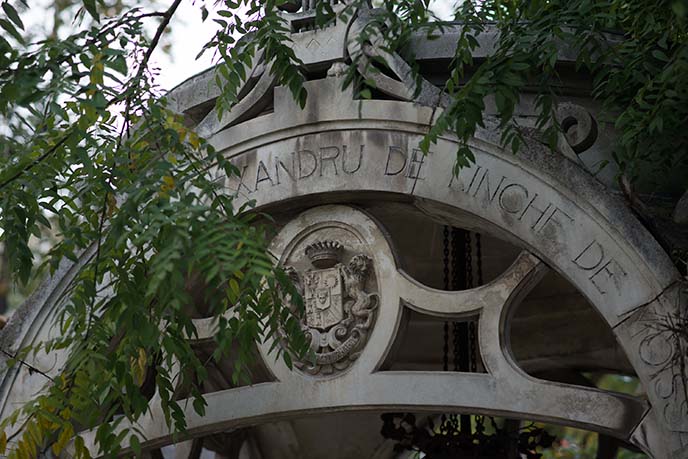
[555,102,598,154]
[284,240,378,376]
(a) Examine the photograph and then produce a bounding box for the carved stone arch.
[56,199,679,458]
[201,76,685,457]
[1,8,686,459]
[1,79,685,458]
[0,245,96,420]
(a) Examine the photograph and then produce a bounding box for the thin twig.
[0,129,74,190]
[134,0,183,83]
[84,191,109,341]
[0,2,181,192]
[0,348,54,382]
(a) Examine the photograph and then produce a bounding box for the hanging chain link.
[465,231,473,289]
[442,226,450,372]
[469,233,482,373]
[451,228,461,290]
[451,228,460,372]
[476,233,483,285]
[443,228,482,373]
[443,226,450,290]
[465,231,477,373]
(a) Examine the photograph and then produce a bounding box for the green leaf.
[2,3,23,30]
[110,55,128,75]
[82,0,99,21]
[192,396,207,416]
[651,50,669,62]
[0,18,23,43]
[130,434,141,456]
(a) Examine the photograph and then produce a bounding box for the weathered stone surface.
[221,123,671,326]
[556,102,598,154]
[200,73,682,456]
[0,246,94,427]
[4,8,686,458]
[282,235,379,376]
[167,67,218,117]
[286,3,351,67]
[78,206,651,458]
[406,25,622,64]
[615,281,688,457]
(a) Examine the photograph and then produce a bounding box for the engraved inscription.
[228,143,367,193]
[448,165,575,235]
[572,240,628,295]
[227,142,430,195]
[384,147,427,180]
[625,284,688,431]
[228,145,365,195]
[229,133,630,298]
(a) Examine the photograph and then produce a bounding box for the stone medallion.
[283,236,379,376]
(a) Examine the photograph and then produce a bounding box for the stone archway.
[57,110,680,458]
[190,76,686,456]
[1,10,686,458]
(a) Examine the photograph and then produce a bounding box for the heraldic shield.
[283,239,379,376]
[305,268,343,330]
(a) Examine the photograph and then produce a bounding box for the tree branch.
[0,129,73,190]
[0,2,182,192]
[134,0,183,83]
[0,348,55,383]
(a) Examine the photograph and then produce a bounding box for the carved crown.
[305,240,343,268]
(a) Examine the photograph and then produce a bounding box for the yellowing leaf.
[54,423,74,456]
[106,193,118,217]
[0,430,7,455]
[131,348,147,386]
[138,347,147,373]
[159,175,175,198]
[90,55,104,86]
[37,414,51,430]
[133,140,148,150]
[188,132,200,149]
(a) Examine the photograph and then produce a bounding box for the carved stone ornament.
[284,239,378,376]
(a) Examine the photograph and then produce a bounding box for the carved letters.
[230,145,366,193]
[448,165,574,234]
[620,283,688,434]
[228,144,424,194]
[384,146,426,180]
[572,240,628,295]
[227,133,630,299]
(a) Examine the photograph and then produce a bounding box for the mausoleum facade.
[1,2,687,458]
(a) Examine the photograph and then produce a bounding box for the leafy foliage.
[0,0,686,457]
[357,0,688,184]
[0,0,308,457]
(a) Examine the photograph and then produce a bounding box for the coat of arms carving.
[285,240,378,376]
